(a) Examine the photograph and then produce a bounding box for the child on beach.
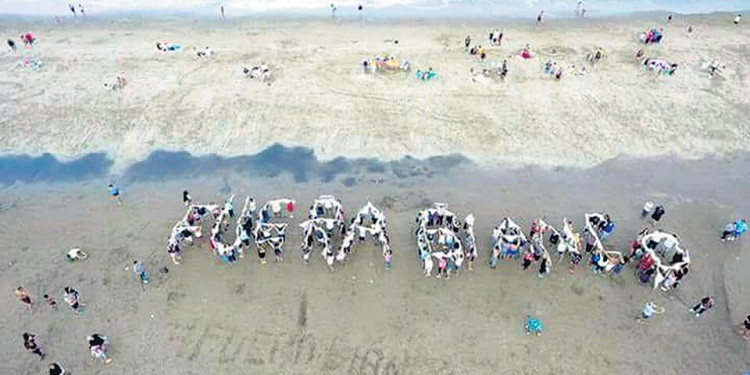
[108,183,122,205]
[637,301,664,322]
[43,294,58,310]
[384,249,393,270]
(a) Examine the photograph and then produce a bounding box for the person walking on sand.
[689,296,714,317]
[183,190,192,206]
[740,315,750,340]
[68,3,76,16]
[23,333,45,359]
[108,183,122,205]
[330,3,337,19]
[7,38,16,52]
[15,287,33,311]
[536,11,545,25]
[637,301,664,322]
[133,260,149,285]
[88,333,113,364]
[43,294,58,310]
[63,287,83,315]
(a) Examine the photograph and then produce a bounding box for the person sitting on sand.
[6,38,16,52]
[521,44,533,59]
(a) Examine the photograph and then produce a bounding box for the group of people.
[639,28,665,44]
[243,63,273,84]
[15,286,113,372]
[169,193,392,270]
[299,196,391,270]
[361,53,411,73]
[415,203,476,278]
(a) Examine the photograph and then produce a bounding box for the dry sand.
[1,154,749,374]
[0,15,749,170]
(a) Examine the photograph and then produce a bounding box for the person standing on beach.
[689,296,714,317]
[49,363,67,375]
[23,333,45,359]
[68,3,76,16]
[600,220,615,242]
[43,294,58,310]
[637,301,664,322]
[7,38,16,52]
[63,287,83,315]
[79,4,85,17]
[740,315,750,340]
[221,5,225,20]
[133,260,149,285]
[15,287,33,311]
[734,14,741,26]
[108,183,122,205]
[330,4,337,19]
[641,201,654,218]
[667,13,673,23]
[650,205,665,225]
[536,11,545,25]
[183,190,192,206]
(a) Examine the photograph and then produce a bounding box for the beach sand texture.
[1,15,749,169]
[1,155,749,374]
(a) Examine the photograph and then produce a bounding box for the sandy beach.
[1,14,749,170]
[1,7,750,375]
[1,153,749,374]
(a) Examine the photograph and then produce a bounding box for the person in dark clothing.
[651,205,666,225]
[23,333,45,359]
[690,296,714,317]
[49,362,67,375]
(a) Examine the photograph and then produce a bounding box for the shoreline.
[0,145,748,186]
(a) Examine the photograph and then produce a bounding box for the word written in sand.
[171,320,456,374]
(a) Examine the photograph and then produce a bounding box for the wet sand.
[1,153,748,374]
[1,14,749,170]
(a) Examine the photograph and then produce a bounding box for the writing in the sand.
[177,324,455,374]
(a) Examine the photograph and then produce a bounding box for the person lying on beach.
[156,41,181,52]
